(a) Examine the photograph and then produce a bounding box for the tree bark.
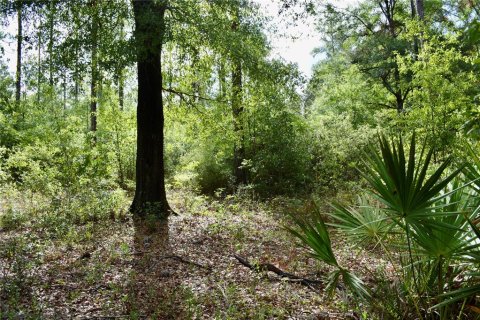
[118,69,124,110]
[415,0,425,49]
[130,0,171,217]
[74,15,80,103]
[410,0,419,57]
[396,94,404,113]
[231,19,247,187]
[48,1,54,87]
[415,0,424,20]
[90,0,98,142]
[37,18,41,103]
[63,72,67,110]
[15,4,22,104]
[118,20,125,111]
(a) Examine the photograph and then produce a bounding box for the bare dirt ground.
[0,190,390,319]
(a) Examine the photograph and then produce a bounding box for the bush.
[330,134,480,319]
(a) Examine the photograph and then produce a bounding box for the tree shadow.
[126,217,191,319]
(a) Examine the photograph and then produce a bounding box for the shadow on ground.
[126,217,207,319]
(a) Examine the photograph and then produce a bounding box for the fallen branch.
[233,254,322,290]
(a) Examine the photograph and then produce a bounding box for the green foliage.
[329,196,391,247]
[0,88,131,232]
[3,0,480,317]
[0,235,41,318]
[329,134,480,319]
[361,134,462,224]
[286,206,370,300]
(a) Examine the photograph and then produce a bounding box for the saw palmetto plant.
[286,206,371,300]
[328,195,392,248]
[360,134,480,318]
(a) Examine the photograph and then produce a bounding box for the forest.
[1,0,480,319]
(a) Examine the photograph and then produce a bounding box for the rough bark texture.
[231,19,248,187]
[130,0,171,217]
[90,0,98,142]
[415,0,424,19]
[118,69,124,110]
[15,5,22,104]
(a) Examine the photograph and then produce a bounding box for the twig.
[164,255,212,271]
[233,254,322,291]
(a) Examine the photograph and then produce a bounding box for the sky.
[258,0,359,77]
[1,0,359,80]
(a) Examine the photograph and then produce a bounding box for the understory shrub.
[289,134,480,319]
[0,95,132,232]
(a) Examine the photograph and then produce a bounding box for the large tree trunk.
[415,0,424,20]
[396,94,404,113]
[232,59,247,186]
[15,4,22,104]
[90,0,98,142]
[231,18,247,187]
[130,0,171,217]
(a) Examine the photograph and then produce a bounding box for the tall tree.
[47,0,54,86]
[89,0,98,141]
[37,10,41,103]
[130,0,171,216]
[416,0,424,19]
[318,1,413,113]
[231,13,247,186]
[15,1,21,104]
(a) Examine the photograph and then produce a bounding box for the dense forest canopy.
[2,0,480,319]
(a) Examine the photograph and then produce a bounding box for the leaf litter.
[0,189,393,319]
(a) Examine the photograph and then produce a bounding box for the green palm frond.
[361,134,464,227]
[286,208,371,300]
[434,283,480,309]
[463,142,480,195]
[324,268,371,300]
[328,196,391,247]
[409,180,479,260]
[286,211,339,267]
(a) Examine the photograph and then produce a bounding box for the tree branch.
[162,86,226,103]
[233,254,322,291]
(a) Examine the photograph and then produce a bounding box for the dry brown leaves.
[0,190,392,319]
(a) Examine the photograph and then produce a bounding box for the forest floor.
[0,189,393,319]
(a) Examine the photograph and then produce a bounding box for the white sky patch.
[255,0,360,78]
[1,16,17,73]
